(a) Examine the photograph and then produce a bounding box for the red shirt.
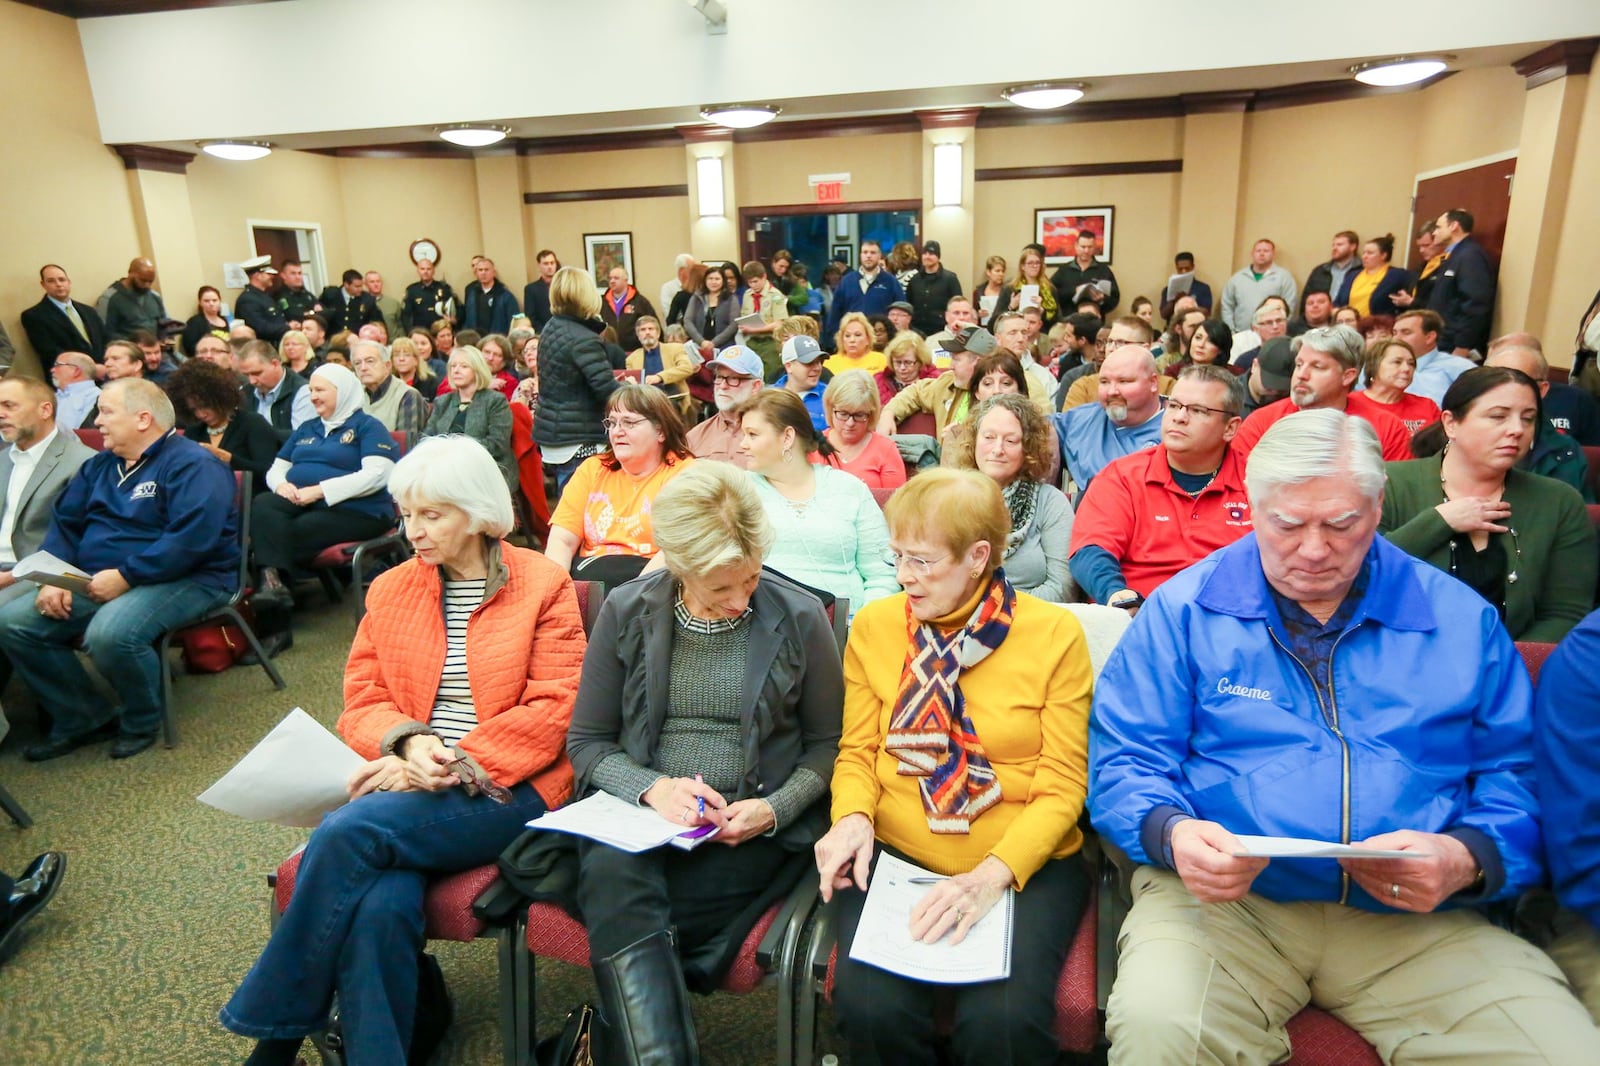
[1232,392,1414,461]
[1068,443,1254,597]
[1355,389,1440,437]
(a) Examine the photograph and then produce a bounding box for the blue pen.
[694,773,705,820]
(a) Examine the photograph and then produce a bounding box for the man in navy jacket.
[1427,208,1497,356]
[823,240,904,349]
[0,379,237,761]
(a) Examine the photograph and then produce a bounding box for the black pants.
[570,554,650,589]
[575,835,791,964]
[251,494,394,570]
[831,844,1090,1066]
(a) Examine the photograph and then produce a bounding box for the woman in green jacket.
[1380,366,1596,643]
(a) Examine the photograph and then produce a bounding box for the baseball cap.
[780,335,823,365]
[708,345,764,379]
[1257,336,1295,392]
[923,240,942,258]
[945,325,997,356]
[241,254,278,276]
[888,301,914,315]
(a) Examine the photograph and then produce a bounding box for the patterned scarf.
[885,571,1015,833]
[1001,480,1039,559]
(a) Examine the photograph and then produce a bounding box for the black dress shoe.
[0,851,66,963]
[109,733,159,760]
[23,720,119,762]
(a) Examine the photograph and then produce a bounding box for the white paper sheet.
[1231,835,1428,860]
[1165,272,1195,302]
[197,708,364,828]
[12,550,91,594]
[847,853,1014,984]
[526,791,714,853]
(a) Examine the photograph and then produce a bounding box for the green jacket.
[1524,418,1593,503]
[1380,454,1596,642]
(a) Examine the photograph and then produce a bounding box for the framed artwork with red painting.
[1035,207,1114,266]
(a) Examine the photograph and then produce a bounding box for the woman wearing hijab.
[250,364,399,651]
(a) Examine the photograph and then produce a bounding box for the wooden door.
[252,227,301,271]
[1409,157,1517,272]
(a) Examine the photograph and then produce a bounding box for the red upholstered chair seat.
[311,541,365,568]
[1284,1006,1382,1064]
[273,851,499,943]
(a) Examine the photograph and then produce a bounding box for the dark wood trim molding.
[523,184,688,205]
[916,108,983,130]
[517,129,685,156]
[676,125,733,145]
[1513,38,1598,90]
[18,0,283,16]
[110,143,194,174]
[1181,91,1255,115]
[975,160,1182,182]
[977,97,1185,128]
[306,141,509,160]
[728,114,923,143]
[1250,70,1454,111]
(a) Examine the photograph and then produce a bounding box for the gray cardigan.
[566,567,843,849]
[423,386,515,489]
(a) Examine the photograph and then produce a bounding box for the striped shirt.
[428,577,487,742]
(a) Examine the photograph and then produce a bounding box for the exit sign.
[814,182,844,203]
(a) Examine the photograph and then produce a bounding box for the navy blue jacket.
[824,270,905,348]
[1428,235,1497,354]
[44,431,239,593]
[461,281,520,336]
[1534,609,1600,932]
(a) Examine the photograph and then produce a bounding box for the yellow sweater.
[826,349,888,376]
[832,589,1092,889]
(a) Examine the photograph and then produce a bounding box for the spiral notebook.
[847,853,1014,983]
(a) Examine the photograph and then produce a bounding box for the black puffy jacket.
[533,314,621,449]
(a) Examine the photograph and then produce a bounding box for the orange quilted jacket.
[339,541,585,807]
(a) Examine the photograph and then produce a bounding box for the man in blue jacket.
[1533,608,1600,1022]
[822,240,904,349]
[1427,208,1497,357]
[1089,408,1597,1062]
[0,379,238,762]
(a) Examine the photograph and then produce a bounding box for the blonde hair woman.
[827,311,887,376]
[824,369,906,491]
[536,265,619,491]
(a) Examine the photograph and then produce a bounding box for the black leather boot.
[591,929,700,1066]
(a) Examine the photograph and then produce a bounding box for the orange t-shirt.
[551,455,695,558]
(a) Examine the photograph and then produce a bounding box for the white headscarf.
[310,363,365,433]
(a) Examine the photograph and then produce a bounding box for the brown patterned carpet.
[0,587,810,1065]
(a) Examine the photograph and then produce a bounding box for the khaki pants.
[1107,866,1598,1064]
[1547,907,1600,1024]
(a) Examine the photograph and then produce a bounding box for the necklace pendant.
[1507,571,1518,584]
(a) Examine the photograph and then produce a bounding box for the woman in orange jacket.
[222,434,586,1066]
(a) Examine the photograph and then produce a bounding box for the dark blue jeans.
[0,579,230,738]
[221,782,546,1064]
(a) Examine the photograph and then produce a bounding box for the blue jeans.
[221,782,548,1063]
[0,579,229,739]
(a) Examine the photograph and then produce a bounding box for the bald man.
[1484,343,1593,500]
[1052,345,1166,497]
[102,257,168,341]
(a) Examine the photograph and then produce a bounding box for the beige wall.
[1413,67,1526,174]
[1536,71,1600,365]
[0,1,141,377]
[734,134,922,208]
[337,156,483,300]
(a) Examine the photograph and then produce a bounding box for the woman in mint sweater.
[1380,366,1596,643]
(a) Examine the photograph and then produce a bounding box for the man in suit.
[1427,208,1497,357]
[523,249,559,331]
[318,269,383,335]
[0,376,97,612]
[20,265,106,369]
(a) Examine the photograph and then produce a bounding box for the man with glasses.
[877,325,993,438]
[50,352,102,430]
[1068,365,1252,608]
[1232,325,1412,461]
[1221,239,1298,333]
[1061,315,1170,410]
[686,345,763,463]
[1230,301,1293,378]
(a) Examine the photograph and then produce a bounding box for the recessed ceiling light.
[437,124,511,148]
[1001,82,1087,110]
[1350,56,1449,87]
[699,104,781,129]
[199,140,272,161]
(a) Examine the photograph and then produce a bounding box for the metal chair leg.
[158,631,179,748]
[0,780,33,829]
[221,607,287,690]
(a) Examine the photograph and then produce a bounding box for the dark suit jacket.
[317,287,383,334]
[0,429,97,561]
[20,297,106,365]
[1428,236,1497,354]
[522,279,553,330]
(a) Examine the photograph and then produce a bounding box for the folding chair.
[155,471,285,747]
[0,780,32,828]
[73,427,105,451]
[308,432,413,623]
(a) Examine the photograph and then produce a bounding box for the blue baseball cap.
[709,345,764,379]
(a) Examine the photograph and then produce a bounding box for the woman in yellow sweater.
[827,311,888,376]
[814,468,1094,1066]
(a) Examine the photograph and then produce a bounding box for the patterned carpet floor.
[0,588,804,1065]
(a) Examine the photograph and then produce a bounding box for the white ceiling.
[71,0,1600,149]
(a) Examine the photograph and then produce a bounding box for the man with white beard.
[685,345,764,464]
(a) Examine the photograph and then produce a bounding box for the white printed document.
[1019,284,1041,309]
[848,853,1014,983]
[735,312,765,330]
[12,550,91,594]
[198,708,364,828]
[1231,835,1429,860]
[526,791,720,853]
[1164,272,1195,302]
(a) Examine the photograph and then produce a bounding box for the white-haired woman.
[824,369,906,490]
[423,345,516,491]
[565,461,843,1063]
[222,435,586,1066]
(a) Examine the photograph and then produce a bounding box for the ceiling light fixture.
[699,104,781,130]
[1350,56,1450,87]
[685,0,727,33]
[437,124,511,148]
[1001,82,1087,110]
[198,140,272,161]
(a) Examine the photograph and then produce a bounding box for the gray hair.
[387,435,514,538]
[106,377,175,431]
[651,463,774,576]
[1293,325,1365,370]
[349,338,389,365]
[508,327,536,354]
[1175,364,1246,416]
[1245,409,1385,508]
[674,253,696,270]
[823,369,882,422]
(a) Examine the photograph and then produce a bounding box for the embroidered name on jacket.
[130,481,158,500]
[1217,677,1272,701]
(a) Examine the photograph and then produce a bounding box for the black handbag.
[320,951,452,1065]
[536,1002,594,1066]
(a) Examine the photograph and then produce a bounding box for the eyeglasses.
[601,416,651,432]
[1165,400,1236,420]
[881,549,950,575]
[833,411,871,424]
[446,754,513,804]
[713,374,751,386]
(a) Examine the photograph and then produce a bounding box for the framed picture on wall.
[583,232,634,286]
[830,243,854,265]
[1035,207,1114,266]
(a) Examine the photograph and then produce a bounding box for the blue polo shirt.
[773,375,828,433]
[277,410,397,521]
